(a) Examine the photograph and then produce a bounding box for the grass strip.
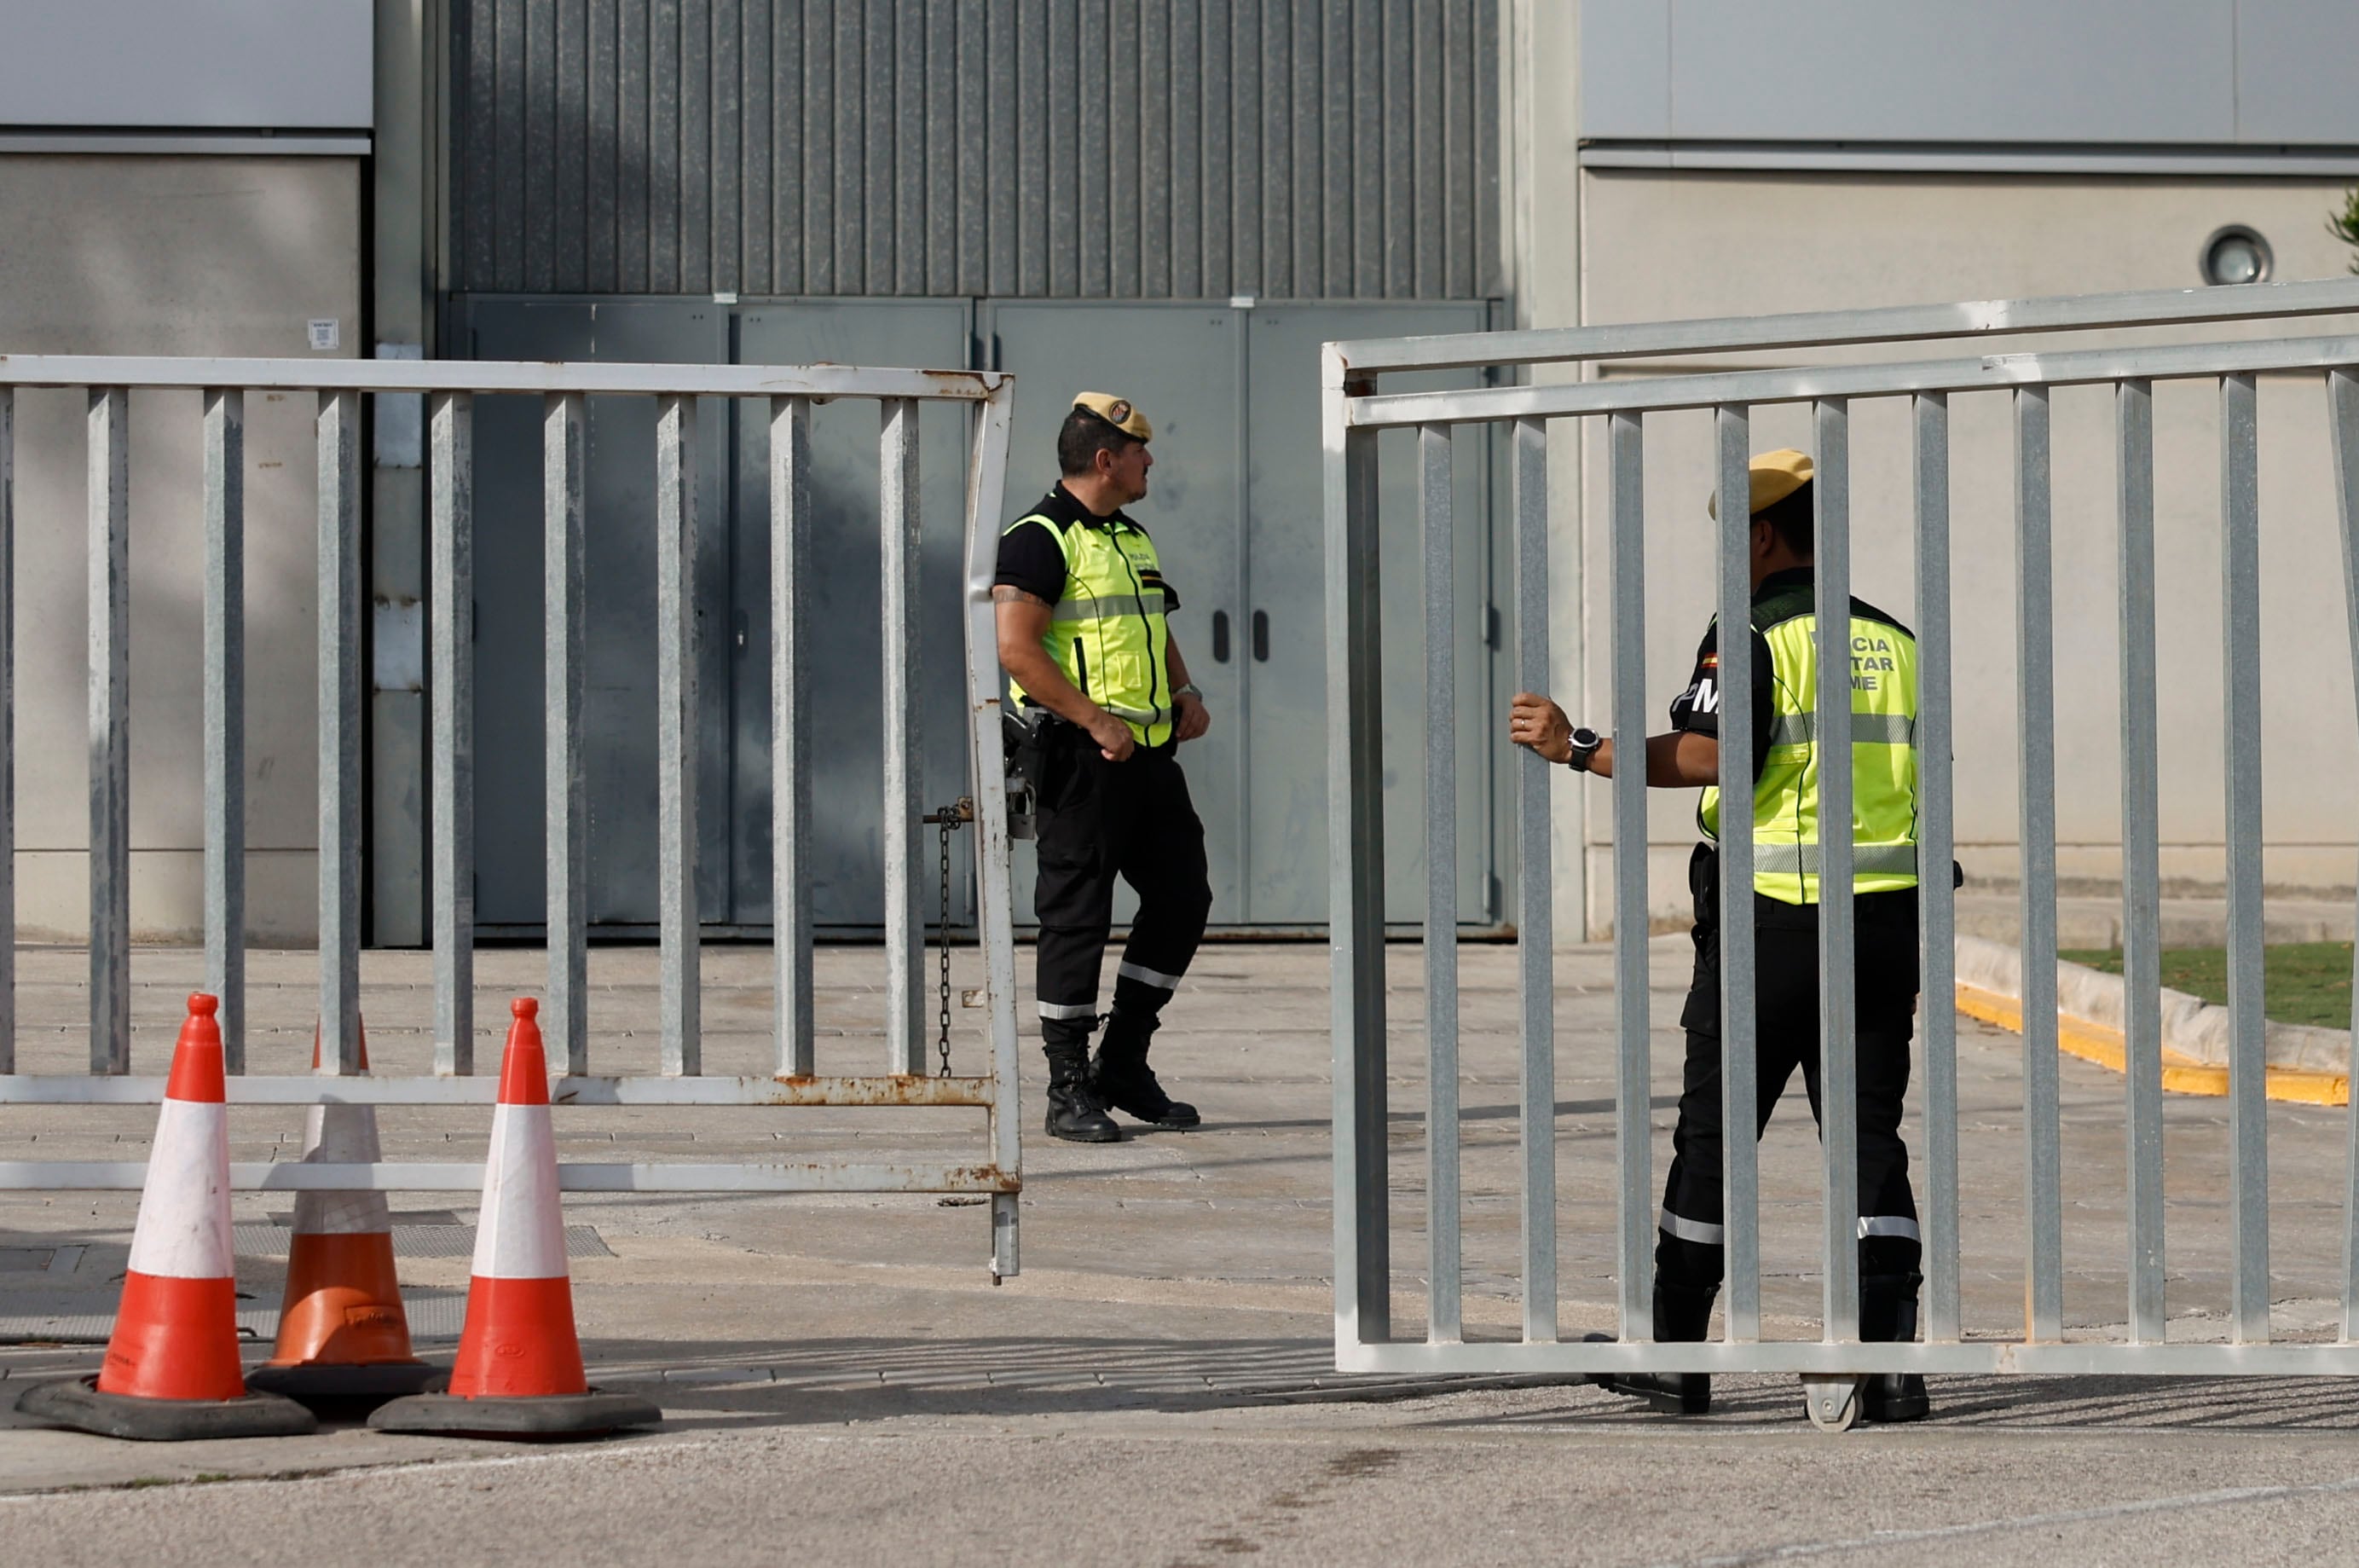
[2057,941,2354,1032]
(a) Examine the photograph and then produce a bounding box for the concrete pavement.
[5,939,2359,1565]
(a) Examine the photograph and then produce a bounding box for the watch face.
[1571,727,1600,749]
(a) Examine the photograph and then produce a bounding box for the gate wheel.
[1801,1374,1863,1432]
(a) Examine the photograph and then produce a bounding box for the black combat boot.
[1043,1046,1122,1143]
[1859,1272,1930,1423]
[1090,1011,1200,1129]
[1587,1280,1716,1415]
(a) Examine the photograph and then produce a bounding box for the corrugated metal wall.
[448,0,1500,299]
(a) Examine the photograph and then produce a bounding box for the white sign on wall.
[0,2,372,132]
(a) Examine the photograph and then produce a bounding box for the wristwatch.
[1564,726,1602,772]
[1174,682,1204,703]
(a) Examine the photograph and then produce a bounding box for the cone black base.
[15,1376,319,1442]
[244,1360,442,1407]
[368,1388,661,1438]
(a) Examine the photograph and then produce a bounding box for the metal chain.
[935,804,956,1078]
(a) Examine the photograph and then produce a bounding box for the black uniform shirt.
[992,483,1180,610]
[1672,566,1815,930]
[1665,569,1790,783]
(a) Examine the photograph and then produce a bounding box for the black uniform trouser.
[1657,848,1922,1293]
[1023,720,1211,1052]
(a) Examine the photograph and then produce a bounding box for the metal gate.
[0,353,1025,1279]
[1326,278,2359,1394]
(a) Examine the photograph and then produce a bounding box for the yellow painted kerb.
[1955,982,2349,1107]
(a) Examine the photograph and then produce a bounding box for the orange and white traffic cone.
[14,995,315,1440]
[246,1018,437,1406]
[371,999,657,1437]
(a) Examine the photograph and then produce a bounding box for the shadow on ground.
[557,1334,2359,1435]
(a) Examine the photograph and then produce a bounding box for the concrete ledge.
[1954,893,2355,950]
[1954,933,2352,1104]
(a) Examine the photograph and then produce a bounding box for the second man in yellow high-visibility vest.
[994,393,1213,1143]
[1509,449,1930,1425]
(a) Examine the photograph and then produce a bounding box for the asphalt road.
[10,1386,2359,1568]
[5,940,2358,1565]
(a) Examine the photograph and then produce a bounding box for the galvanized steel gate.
[1325,279,2359,1401]
[0,355,1025,1279]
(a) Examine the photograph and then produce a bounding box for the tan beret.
[1706,448,1814,519]
[1073,391,1152,442]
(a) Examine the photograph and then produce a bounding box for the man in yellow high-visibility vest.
[994,394,1212,1143]
[1509,449,1929,1425]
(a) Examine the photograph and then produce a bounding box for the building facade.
[1523,0,2359,935]
[1,0,2351,946]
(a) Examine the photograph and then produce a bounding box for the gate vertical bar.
[1420,424,1460,1343]
[1512,415,1558,1344]
[1715,405,1761,1340]
[1608,410,1652,1339]
[2015,385,2064,1341]
[2219,371,2269,1342]
[772,396,816,1077]
[545,392,588,1074]
[0,391,11,1073]
[430,391,474,1076]
[1813,399,1860,1342]
[1327,346,1391,1346]
[1913,392,1961,1342]
[203,391,245,1071]
[656,396,701,1076]
[89,387,130,1074]
[2330,367,2359,1343]
[318,391,362,1074]
[961,387,1022,1278]
[2116,378,2167,1341]
[881,399,924,1075]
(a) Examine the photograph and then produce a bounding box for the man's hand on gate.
[1508,692,1574,764]
[1088,709,1137,762]
[1174,691,1211,743]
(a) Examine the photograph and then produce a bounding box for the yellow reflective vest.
[1003,507,1177,749]
[1698,578,1920,905]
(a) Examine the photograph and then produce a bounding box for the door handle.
[1252,610,1269,662]
[1211,609,1230,663]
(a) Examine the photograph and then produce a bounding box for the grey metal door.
[1242,304,1495,927]
[987,303,1248,930]
[465,299,733,932]
[732,301,977,931]
[459,294,1498,938]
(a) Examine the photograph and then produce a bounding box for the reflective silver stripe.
[1037,1000,1099,1021]
[1857,1215,1922,1241]
[1854,712,1915,743]
[1766,711,1916,746]
[1753,842,1919,876]
[1116,960,1184,991]
[1658,1207,1726,1245]
[1102,702,1167,726]
[1049,592,1165,623]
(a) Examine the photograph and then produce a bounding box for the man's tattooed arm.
[992,585,1052,608]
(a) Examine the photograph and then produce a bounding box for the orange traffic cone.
[14,995,315,1440]
[371,999,657,1437]
[246,1018,437,1406]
